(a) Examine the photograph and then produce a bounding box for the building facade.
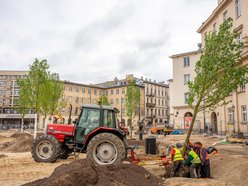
[0,71,36,129]
[170,0,248,135]
[0,72,169,130]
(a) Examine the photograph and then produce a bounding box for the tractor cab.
[74,104,119,143]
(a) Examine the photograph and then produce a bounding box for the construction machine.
[31,104,127,165]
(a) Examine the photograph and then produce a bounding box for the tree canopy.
[183,18,248,154]
[17,59,64,128]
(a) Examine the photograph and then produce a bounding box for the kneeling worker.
[184,147,201,178]
[170,143,184,177]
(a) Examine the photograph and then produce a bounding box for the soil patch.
[24,159,162,186]
[0,133,34,152]
[164,177,227,186]
[0,154,7,159]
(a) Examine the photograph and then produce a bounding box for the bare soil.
[0,132,248,186]
[24,159,162,186]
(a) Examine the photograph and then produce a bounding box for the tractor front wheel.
[31,135,61,163]
[87,133,126,165]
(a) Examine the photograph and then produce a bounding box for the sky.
[0,0,217,84]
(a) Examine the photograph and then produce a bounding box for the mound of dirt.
[211,153,248,186]
[24,159,162,186]
[10,133,33,138]
[0,133,34,152]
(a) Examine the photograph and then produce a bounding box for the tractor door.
[102,110,116,128]
[74,108,100,143]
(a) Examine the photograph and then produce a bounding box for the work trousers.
[190,163,201,178]
[201,163,210,178]
[170,161,184,177]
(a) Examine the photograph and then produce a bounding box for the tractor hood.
[47,123,75,136]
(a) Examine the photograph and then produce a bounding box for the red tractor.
[31,104,128,165]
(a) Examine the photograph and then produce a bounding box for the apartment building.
[169,51,202,131]
[170,0,248,135]
[0,71,36,129]
[97,74,170,127]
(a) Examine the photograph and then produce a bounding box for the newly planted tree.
[18,59,64,129]
[98,95,110,105]
[125,80,141,139]
[182,18,248,154]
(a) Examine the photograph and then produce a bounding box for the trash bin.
[145,137,156,155]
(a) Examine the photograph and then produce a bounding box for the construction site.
[0,130,247,186]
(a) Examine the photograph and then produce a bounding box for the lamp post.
[231,105,235,136]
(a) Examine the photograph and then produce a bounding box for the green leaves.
[98,95,110,105]
[17,59,64,125]
[188,18,247,112]
[125,80,141,138]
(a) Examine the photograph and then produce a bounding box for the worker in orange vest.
[170,143,184,177]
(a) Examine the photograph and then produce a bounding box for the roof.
[81,104,114,110]
[170,50,201,59]
[197,0,231,33]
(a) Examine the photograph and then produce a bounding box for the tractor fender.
[83,127,126,150]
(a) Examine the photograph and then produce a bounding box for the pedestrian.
[184,147,201,178]
[204,125,208,134]
[170,143,184,177]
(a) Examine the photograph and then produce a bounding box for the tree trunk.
[21,116,24,133]
[182,107,199,156]
[130,118,133,139]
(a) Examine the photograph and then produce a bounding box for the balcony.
[146,93,156,97]
[146,103,156,107]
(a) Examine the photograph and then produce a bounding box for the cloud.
[0,0,218,84]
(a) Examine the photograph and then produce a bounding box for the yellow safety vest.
[189,150,201,164]
[173,148,184,162]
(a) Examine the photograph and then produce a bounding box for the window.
[121,98,125,104]
[236,0,241,18]
[184,93,189,104]
[0,81,6,86]
[241,105,247,122]
[75,97,79,103]
[183,57,190,67]
[99,90,103,95]
[228,108,234,123]
[237,32,243,44]
[69,96,72,103]
[82,88,85,93]
[78,108,100,129]
[116,88,119,94]
[0,90,2,95]
[213,22,216,32]
[82,98,84,103]
[76,86,79,92]
[116,99,119,104]
[110,99,114,104]
[13,90,19,95]
[88,88,91,94]
[94,89,97,95]
[103,110,115,128]
[111,89,114,95]
[122,88,125,94]
[184,74,190,85]
[105,90,108,96]
[223,11,228,21]
[69,85,72,91]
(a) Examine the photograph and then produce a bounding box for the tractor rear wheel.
[31,135,61,163]
[87,133,126,165]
